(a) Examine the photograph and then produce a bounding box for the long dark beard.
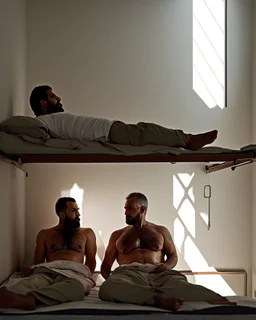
[47,101,64,114]
[62,217,80,249]
[64,217,80,230]
[126,213,140,226]
[62,230,76,250]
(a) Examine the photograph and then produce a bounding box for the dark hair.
[30,85,52,116]
[126,192,148,209]
[55,197,76,216]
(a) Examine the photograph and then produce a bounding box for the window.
[193,0,227,109]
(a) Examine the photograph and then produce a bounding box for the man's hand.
[151,264,170,274]
[21,265,33,277]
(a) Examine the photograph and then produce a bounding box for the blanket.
[31,260,96,291]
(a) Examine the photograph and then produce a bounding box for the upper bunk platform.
[0,130,255,173]
[1,151,254,176]
[12,152,255,164]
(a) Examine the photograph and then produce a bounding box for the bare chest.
[116,227,164,254]
[46,230,86,254]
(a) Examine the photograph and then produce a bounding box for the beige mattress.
[0,131,249,156]
[1,272,256,316]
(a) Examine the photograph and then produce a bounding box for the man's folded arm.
[101,231,119,279]
[161,226,178,269]
[33,229,47,265]
[84,228,97,274]
[21,229,47,277]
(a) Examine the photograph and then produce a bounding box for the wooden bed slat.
[12,152,255,164]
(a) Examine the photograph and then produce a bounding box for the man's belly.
[47,250,84,264]
[117,248,163,265]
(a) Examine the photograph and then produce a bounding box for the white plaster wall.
[251,0,256,298]
[0,0,27,283]
[26,0,253,295]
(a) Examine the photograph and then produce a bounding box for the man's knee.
[99,279,114,301]
[66,278,85,301]
[99,276,128,302]
[54,278,85,302]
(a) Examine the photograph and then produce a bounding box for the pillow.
[0,116,49,141]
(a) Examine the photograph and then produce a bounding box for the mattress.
[1,272,256,319]
[0,131,252,156]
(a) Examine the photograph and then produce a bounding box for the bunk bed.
[1,116,256,319]
[0,115,255,174]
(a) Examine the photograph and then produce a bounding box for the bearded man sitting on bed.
[30,85,218,151]
[0,197,97,310]
[99,192,235,312]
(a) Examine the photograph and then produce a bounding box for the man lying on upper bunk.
[0,197,97,310]
[30,85,218,151]
[99,192,236,312]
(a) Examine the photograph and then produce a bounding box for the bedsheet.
[1,272,256,316]
[0,131,254,157]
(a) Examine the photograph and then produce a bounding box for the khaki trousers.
[108,121,189,147]
[99,264,225,306]
[8,273,85,306]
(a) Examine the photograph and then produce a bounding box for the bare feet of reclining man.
[0,287,36,310]
[186,130,218,151]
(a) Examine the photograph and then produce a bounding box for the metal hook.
[204,185,211,230]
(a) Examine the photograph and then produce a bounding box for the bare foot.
[207,298,237,306]
[0,287,36,310]
[186,130,218,151]
[154,296,183,311]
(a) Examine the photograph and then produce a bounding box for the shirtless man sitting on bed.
[29,85,218,151]
[99,192,235,312]
[0,197,97,310]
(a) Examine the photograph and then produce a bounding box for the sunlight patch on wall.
[178,173,195,188]
[184,236,209,271]
[95,230,106,271]
[173,176,185,210]
[178,199,195,238]
[193,0,225,109]
[173,173,194,210]
[173,173,195,237]
[188,187,195,203]
[61,183,84,226]
[200,211,209,225]
[174,218,185,252]
[173,172,235,295]
[95,253,102,272]
[184,236,235,295]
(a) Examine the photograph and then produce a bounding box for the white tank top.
[37,112,115,141]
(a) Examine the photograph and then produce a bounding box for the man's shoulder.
[37,227,56,236]
[80,227,96,236]
[38,112,74,122]
[146,222,169,233]
[111,226,128,237]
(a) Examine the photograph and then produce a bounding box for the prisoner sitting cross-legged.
[0,197,97,310]
[99,192,235,312]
